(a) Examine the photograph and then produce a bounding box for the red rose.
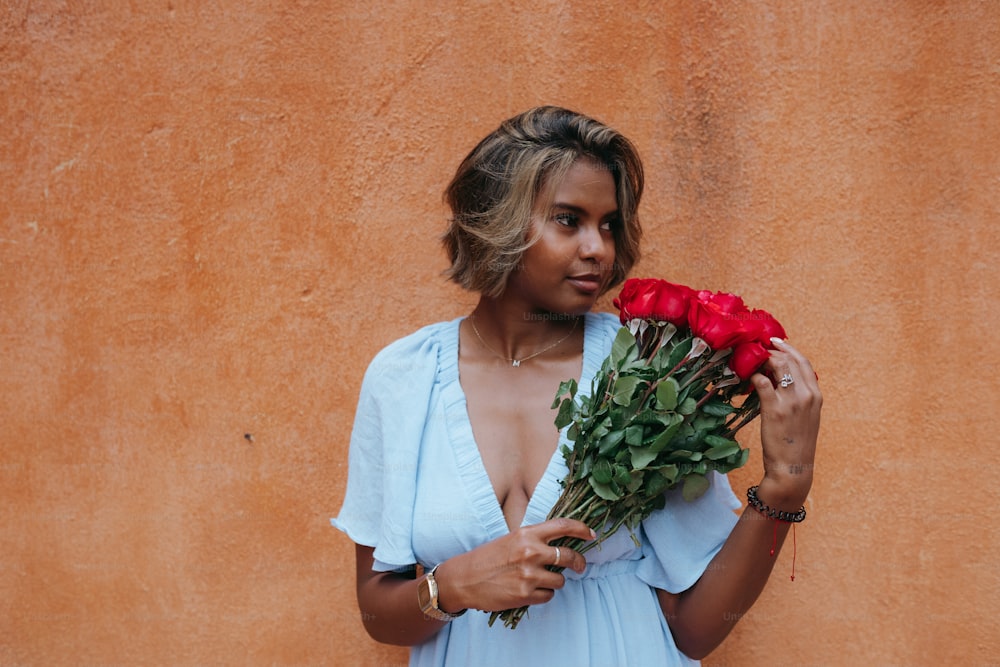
[729,341,771,380]
[650,280,694,327]
[614,279,694,327]
[613,278,661,323]
[704,291,748,315]
[751,309,787,347]
[687,297,757,350]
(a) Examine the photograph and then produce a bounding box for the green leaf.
[677,397,697,415]
[626,470,644,494]
[651,493,668,511]
[655,378,679,411]
[609,406,629,430]
[613,465,631,487]
[737,447,750,467]
[691,414,722,433]
[554,398,575,430]
[648,419,682,453]
[667,337,693,369]
[713,447,750,473]
[634,408,657,426]
[589,477,621,501]
[566,421,580,442]
[593,369,611,399]
[590,420,610,441]
[645,471,670,497]
[597,429,626,456]
[592,458,613,484]
[629,445,659,470]
[624,424,644,447]
[612,376,641,406]
[682,473,710,501]
[651,343,671,374]
[667,449,702,462]
[704,434,736,448]
[704,441,741,460]
[551,378,578,408]
[610,327,635,367]
[701,400,736,417]
[657,464,679,483]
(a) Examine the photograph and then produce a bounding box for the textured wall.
[2,2,998,665]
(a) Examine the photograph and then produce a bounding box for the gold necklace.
[469,315,580,367]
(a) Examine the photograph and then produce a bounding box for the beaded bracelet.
[747,485,807,523]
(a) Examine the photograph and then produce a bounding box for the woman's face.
[505,157,619,315]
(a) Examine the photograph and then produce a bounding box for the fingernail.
[589,529,597,539]
[770,337,784,346]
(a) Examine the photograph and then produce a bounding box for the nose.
[579,223,614,263]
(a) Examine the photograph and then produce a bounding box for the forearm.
[658,480,805,659]
[354,545,448,646]
[661,338,821,659]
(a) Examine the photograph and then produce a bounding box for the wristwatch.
[417,564,466,621]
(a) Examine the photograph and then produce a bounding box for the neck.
[470,298,582,362]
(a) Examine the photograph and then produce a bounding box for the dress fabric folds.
[333,312,741,667]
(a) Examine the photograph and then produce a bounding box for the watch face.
[417,569,465,621]
[417,575,433,610]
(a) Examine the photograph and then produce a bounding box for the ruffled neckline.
[435,312,612,538]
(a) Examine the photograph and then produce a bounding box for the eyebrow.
[552,202,620,219]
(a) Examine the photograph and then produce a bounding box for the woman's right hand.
[433,517,595,614]
[352,518,594,646]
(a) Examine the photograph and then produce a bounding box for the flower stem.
[678,355,719,391]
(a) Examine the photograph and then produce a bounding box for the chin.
[555,300,598,317]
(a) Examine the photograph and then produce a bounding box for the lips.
[567,273,602,293]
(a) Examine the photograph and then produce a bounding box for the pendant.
[512,359,521,368]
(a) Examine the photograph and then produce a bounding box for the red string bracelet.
[747,485,805,581]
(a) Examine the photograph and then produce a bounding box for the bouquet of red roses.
[489,278,786,629]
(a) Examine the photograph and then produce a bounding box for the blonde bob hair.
[442,106,644,299]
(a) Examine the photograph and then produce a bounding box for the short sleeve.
[329,363,387,548]
[635,470,741,593]
[331,323,445,572]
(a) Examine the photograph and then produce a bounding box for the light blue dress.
[332,311,741,667]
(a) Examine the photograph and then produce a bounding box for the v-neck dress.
[333,311,741,667]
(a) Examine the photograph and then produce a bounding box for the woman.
[333,106,821,666]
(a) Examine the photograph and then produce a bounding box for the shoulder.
[362,319,458,385]
[588,310,621,332]
[587,310,623,343]
[579,311,623,373]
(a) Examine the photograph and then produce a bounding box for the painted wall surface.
[2,2,998,665]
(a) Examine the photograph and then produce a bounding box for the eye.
[554,212,579,227]
[600,218,620,232]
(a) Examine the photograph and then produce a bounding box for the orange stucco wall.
[2,2,998,665]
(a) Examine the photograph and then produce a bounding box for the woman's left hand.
[750,338,822,508]
[659,339,822,657]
